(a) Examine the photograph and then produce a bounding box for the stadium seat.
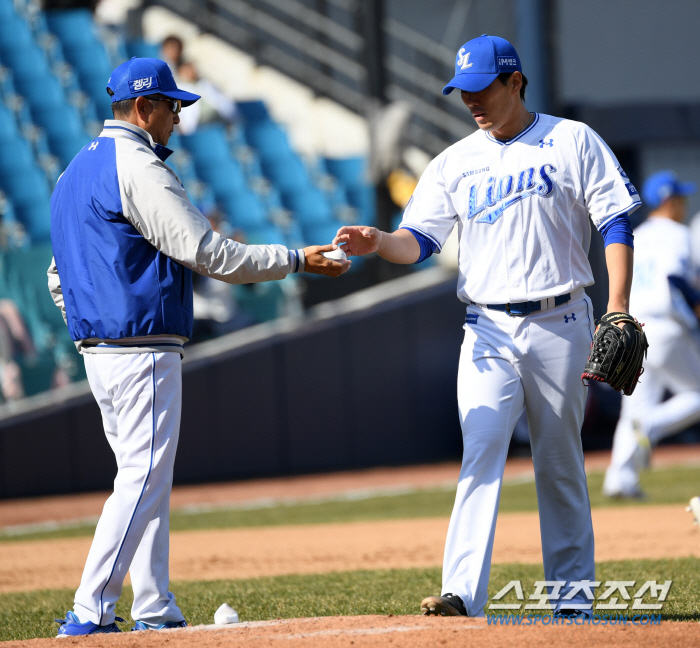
[194,159,248,202]
[0,104,19,141]
[282,187,334,226]
[245,225,287,247]
[260,155,312,193]
[181,124,232,164]
[1,44,51,79]
[126,39,160,60]
[49,133,92,168]
[324,157,367,187]
[0,136,35,176]
[0,15,35,55]
[0,0,16,22]
[15,200,51,241]
[220,190,269,230]
[300,222,343,247]
[345,184,377,225]
[237,100,272,125]
[14,73,65,110]
[45,9,97,50]
[31,103,85,137]
[245,122,293,160]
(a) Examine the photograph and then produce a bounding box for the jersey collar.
[100,120,174,161]
[485,113,539,146]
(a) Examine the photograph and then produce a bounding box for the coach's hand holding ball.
[303,243,351,276]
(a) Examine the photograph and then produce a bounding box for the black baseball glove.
[581,312,649,396]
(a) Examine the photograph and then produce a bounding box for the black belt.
[484,293,572,317]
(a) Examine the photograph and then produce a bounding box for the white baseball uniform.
[400,113,641,615]
[604,216,700,497]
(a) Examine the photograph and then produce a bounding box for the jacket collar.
[100,120,174,161]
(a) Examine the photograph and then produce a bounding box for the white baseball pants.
[442,292,596,616]
[604,318,700,496]
[73,352,184,626]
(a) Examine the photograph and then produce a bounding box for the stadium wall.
[0,268,464,499]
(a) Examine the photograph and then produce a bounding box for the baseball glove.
[581,312,648,396]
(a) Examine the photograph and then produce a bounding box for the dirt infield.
[4,615,697,648]
[1,447,700,645]
[1,504,698,594]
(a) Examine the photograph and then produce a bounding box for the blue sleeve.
[599,213,634,248]
[668,275,700,308]
[400,226,438,263]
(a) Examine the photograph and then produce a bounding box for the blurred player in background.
[336,34,639,617]
[604,171,700,498]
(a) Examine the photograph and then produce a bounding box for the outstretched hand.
[302,244,351,277]
[333,226,383,257]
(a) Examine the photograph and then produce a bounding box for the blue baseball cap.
[106,57,200,106]
[443,34,522,95]
[642,170,697,209]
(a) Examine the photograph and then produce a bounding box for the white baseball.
[322,247,347,261]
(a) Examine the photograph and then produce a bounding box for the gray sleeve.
[116,141,298,281]
[47,257,67,325]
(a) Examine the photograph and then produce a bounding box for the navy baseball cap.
[107,57,200,106]
[642,170,697,209]
[443,34,521,95]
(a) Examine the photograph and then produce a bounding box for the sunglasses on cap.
[147,94,182,115]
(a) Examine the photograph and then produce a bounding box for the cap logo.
[130,77,156,92]
[457,48,473,70]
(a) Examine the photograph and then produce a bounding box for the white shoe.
[687,497,700,527]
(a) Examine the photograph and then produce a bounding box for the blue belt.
[485,293,572,317]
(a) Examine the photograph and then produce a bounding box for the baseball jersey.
[400,113,641,304]
[630,216,697,326]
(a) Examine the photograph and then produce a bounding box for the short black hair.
[111,98,136,119]
[498,71,527,101]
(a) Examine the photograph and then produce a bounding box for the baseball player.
[335,34,640,617]
[604,171,700,498]
[49,57,349,636]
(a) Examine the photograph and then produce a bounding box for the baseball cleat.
[131,619,188,631]
[420,593,467,616]
[602,485,647,500]
[687,496,700,527]
[55,611,123,636]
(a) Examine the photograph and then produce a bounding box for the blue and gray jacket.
[48,121,304,355]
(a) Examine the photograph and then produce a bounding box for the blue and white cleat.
[56,611,123,636]
[131,619,188,631]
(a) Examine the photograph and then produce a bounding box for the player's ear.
[134,96,152,121]
[510,71,523,97]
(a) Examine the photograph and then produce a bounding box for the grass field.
[2,464,698,543]
[1,463,698,641]
[1,558,697,641]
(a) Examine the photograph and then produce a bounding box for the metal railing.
[148,0,475,155]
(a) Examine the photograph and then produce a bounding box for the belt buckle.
[505,303,512,315]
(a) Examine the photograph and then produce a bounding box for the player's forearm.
[605,243,633,312]
[376,229,421,264]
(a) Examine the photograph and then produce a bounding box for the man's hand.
[303,244,351,277]
[334,226,383,257]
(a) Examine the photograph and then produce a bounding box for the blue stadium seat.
[194,160,248,202]
[282,187,334,225]
[0,0,16,22]
[346,184,377,225]
[324,157,367,187]
[126,39,160,60]
[300,222,343,247]
[220,190,269,230]
[245,225,287,247]
[14,73,65,110]
[0,136,34,175]
[260,155,312,193]
[31,103,85,138]
[61,41,111,78]
[0,16,35,55]
[181,124,232,164]
[46,9,97,49]
[245,123,293,160]
[15,200,51,241]
[49,133,91,168]
[237,100,272,125]
[0,104,19,140]
[2,44,51,79]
